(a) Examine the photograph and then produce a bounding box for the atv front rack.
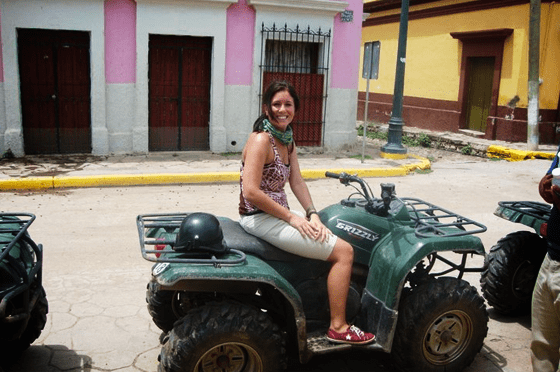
[137,213,246,266]
[401,198,487,238]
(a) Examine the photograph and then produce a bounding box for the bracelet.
[307,210,318,218]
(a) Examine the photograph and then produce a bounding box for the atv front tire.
[481,231,547,316]
[159,301,285,372]
[392,277,488,372]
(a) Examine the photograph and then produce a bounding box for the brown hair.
[252,81,300,132]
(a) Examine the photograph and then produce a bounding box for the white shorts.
[239,210,337,261]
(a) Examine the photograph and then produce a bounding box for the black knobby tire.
[481,231,547,316]
[146,280,180,332]
[159,301,285,372]
[0,286,48,357]
[18,286,48,350]
[392,277,488,372]
[146,280,218,333]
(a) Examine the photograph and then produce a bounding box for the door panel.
[465,57,494,132]
[57,41,91,153]
[149,46,180,151]
[18,35,57,154]
[181,46,211,150]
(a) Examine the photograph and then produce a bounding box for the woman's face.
[266,90,295,131]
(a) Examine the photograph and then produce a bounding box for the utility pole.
[361,41,380,163]
[381,0,409,158]
[527,0,540,151]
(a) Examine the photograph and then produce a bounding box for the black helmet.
[174,213,227,253]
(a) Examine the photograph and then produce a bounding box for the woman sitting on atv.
[238,80,375,345]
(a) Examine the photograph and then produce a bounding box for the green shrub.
[461,144,473,155]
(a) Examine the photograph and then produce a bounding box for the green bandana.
[262,119,293,146]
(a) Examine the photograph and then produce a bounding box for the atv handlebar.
[325,172,374,202]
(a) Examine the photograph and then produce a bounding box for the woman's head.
[262,81,300,113]
[253,81,300,132]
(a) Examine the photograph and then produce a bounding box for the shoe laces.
[349,325,364,337]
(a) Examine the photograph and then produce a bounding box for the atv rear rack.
[0,213,43,320]
[137,213,246,266]
[0,213,39,264]
[495,201,551,221]
[401,198,487,238]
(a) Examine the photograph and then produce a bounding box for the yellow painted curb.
[52,172,241,189]
[300,154,431,179]
[0,177,54,190]
[487,145,556,162]
[0,155,430,190]
[380,151,409,160]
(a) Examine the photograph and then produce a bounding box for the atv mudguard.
[366,231,485,307]
[494,201,551,234]
[358,230,485,351]
[151,254,312,359]
[151,254,302,306]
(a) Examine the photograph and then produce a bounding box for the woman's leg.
[326,238,354,332]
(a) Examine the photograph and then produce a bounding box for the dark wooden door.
[149,35,212,151]
[465,57,495,133]
[18,29,91,154]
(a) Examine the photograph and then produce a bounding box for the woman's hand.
[308,213,331,242]
[288,213,330,242]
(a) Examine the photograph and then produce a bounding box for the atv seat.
[218,217,300,262]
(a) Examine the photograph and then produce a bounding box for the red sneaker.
[327,325,375,345]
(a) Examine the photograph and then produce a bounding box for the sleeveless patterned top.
[239,133,291,215]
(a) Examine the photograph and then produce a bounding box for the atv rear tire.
[146,280,180,332]
[392,277,488,372]
[481,231,547,316]
[146,280,218,333]
[0,286,48,356]
[158,301,285,372]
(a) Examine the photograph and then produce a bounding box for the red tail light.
[155,238,166,258]
[540,223,548,237]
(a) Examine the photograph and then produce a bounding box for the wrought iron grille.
[259,23,331,146]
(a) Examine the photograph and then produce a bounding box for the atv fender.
[359,231,485,351]
[366,231,484,307]
[150,254,311,361]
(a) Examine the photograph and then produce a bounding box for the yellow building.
[360,0,560,144]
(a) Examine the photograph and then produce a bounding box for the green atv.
[0,213,48,357]
[138,172,489,372]
[481,201,550,316]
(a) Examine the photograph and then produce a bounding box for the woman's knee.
[329,239,353,264]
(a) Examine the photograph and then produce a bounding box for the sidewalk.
[0,129,556,190]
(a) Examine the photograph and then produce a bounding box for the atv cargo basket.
[495,201,551,221]
[0,213,43,319]
[401,198,487,238]
[137,213,246,266]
